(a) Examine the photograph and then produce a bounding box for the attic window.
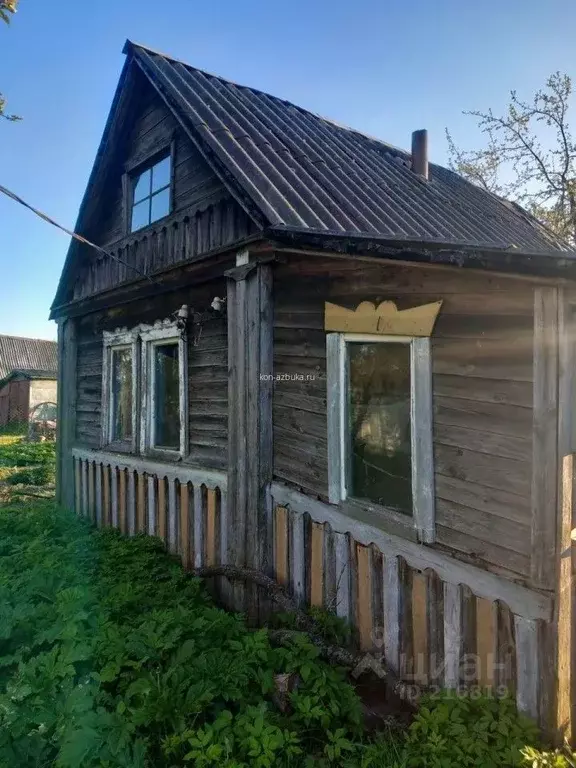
[130,155,171,232]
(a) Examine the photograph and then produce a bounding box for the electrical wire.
[0,182,154,283]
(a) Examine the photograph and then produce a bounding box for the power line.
[0,182,154,283]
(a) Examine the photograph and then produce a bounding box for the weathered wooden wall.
[269,483,550,724]
[74,277,229,469]
[273,255,534,582]
[0,378,30,425]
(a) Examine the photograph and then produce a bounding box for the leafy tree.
[446,72,576,245]
[0,0,20,121]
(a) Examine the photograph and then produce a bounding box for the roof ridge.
[126,40,411,159]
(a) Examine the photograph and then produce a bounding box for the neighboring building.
[51,41,576,735]
[0,336,58,426]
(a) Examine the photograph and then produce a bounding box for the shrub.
[5,464,55,486]
[403,691,540,767]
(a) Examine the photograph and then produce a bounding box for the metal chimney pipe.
[411,129,429,180]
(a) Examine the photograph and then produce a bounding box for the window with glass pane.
[347,341,412,515]
[130,155,171,232]
[110,347,133,441]
[153,342,180,449]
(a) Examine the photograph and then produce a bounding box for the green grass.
[0,429,56,496]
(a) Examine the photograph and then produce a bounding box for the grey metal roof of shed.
[129,41,568,255]
[0,336,57,381]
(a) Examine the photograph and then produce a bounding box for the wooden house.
[51,41,576,735]
[0,335,57,426]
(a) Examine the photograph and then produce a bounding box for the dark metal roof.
[129,41,568,256]
[0,336,57,381]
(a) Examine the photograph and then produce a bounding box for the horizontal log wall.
[74,278,228,468]
[273,256,534,581]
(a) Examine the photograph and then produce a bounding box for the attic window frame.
[123,139,176,235]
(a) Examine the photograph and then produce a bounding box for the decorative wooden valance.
[324,300,442,337]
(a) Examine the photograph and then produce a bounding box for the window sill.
[339,498,419,543]
[101,440,136,455]
[143,447,184,463]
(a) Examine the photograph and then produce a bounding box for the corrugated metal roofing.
[0,336,57,381]
[130,42,567,255]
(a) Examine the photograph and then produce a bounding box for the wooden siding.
[74,279,228,468]
[69,73,258,303]
[273,256,534,581]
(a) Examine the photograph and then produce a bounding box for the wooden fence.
[71,448,554,726]
[72,449,227,569]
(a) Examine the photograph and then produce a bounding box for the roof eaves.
[266,224,576,279]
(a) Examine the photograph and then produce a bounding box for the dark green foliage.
[6,464,55,486]
[0,439,56,468]
[0,502,550,766]
[404,692,540,767]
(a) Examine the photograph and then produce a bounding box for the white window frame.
[139,324,188,458]
[326,332,435,543]
[102,329,139,452]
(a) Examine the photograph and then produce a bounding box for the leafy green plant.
[0,501,557,767]
[6,463,54,485]
[404,691,540,767]
[522,744,576,767]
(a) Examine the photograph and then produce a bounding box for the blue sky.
[0,0,574,340]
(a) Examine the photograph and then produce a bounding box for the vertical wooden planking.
[514,616,539,720]
[180,482,190,568]
[443,582,462,689]
[168,479,178,553]
[119,469,127,534]
[291,510,305,606]
[531,286,558,590]
[87,461,95,521]
[95,462,102,527]
[275,506,289,585]
[412,571,428,684]
[556,453,575,738]
[383,555,401,675]
[310,522,324,608]
[220,489,228,564]
[137,473,146,533]
[206,488,216,566]
[127,470,136,536]
[193,484,204,568]
[496,601,517,696]
[111,467,118,528]
[81,459,88,517]
[158,476,166,542]
[427,570,444,686]
[461,586,477,685]
[103,465,110,527]
[356,543,373,651]
[74,458,81,515]
[476,597,496,688]
[335,531,351,621]
[147,475,156,535]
